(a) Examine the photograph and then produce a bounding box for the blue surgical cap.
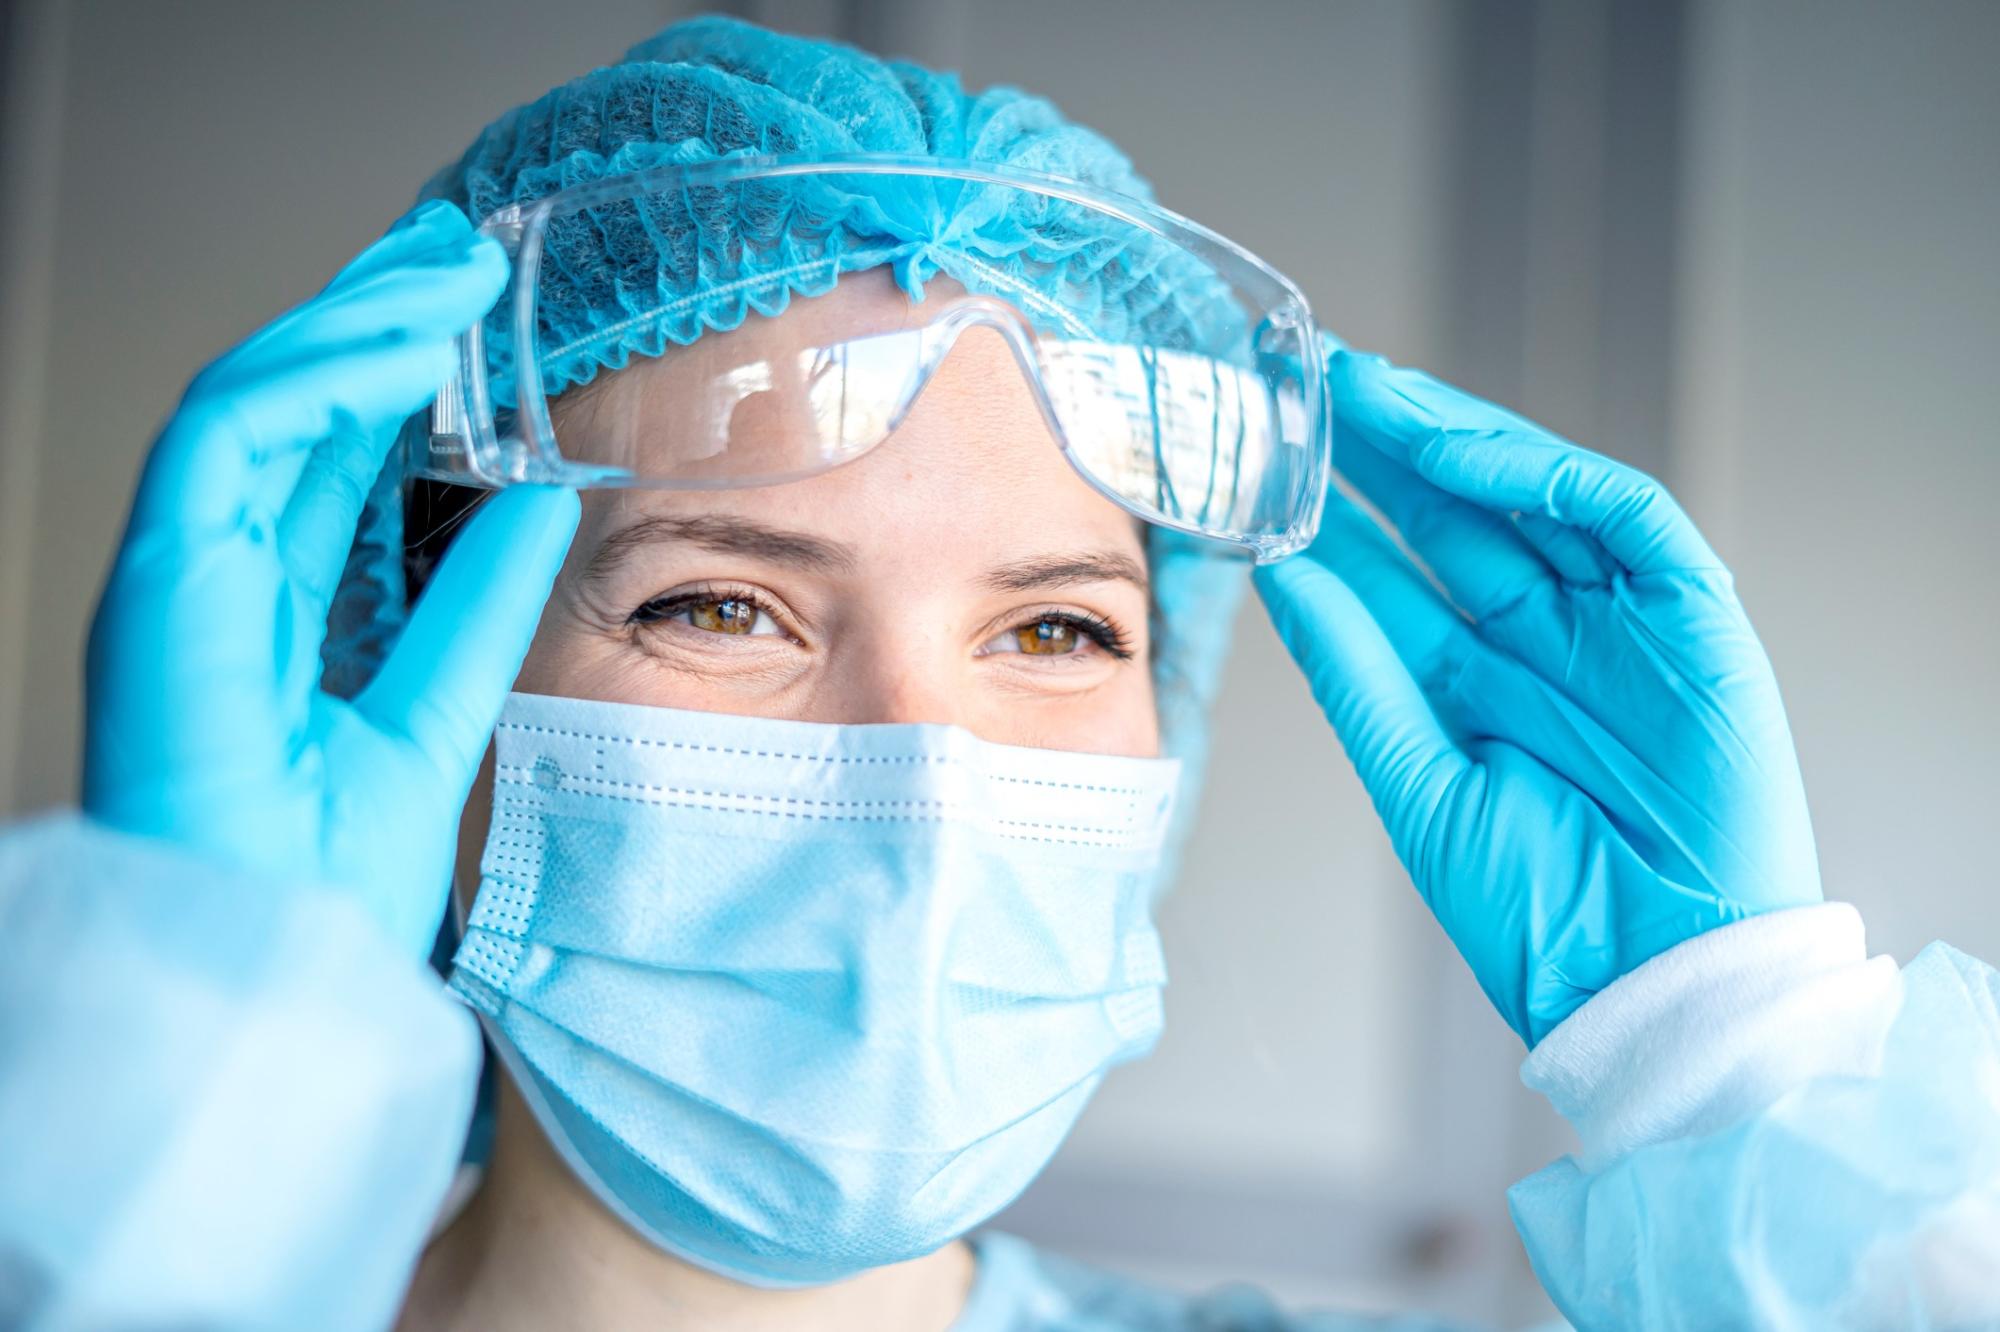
[427,17,1247,404]
[327,14,1248,872]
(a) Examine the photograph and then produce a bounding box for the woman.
[4,15,1996,1330]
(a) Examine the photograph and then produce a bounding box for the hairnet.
[325,14,1249,871]
[433,18,1247,404]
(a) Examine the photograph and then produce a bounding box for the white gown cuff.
[1522,902,1903,1166]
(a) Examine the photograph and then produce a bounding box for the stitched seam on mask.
[492,784,1150,846]
[497,764,954,810]
[467,866,538,939]
[525,755,1152,795]
[480,831,546,877]
[495,765,1151,832]
[495,724,1161,795]
[497,722,941,763]
[471,823,543,939]
[469,900,531,932]
[540,256,842,364]
[457,931,524,991]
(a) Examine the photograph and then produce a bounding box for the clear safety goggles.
[410,155,1329,562]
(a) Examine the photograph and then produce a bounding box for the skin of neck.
[399,1076,977,1332]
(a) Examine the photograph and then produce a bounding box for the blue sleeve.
[1509,912,2000,1329]
[0,814,481,1331]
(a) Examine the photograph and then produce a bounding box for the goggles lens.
[421,160,1327,561]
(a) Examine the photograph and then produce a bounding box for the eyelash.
[627,585,1135,659]
[629,582,782,633]
[1024,608,1136,660]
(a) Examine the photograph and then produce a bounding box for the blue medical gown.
[3,814,1997,1331]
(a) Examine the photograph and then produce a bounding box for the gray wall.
[1673,0,2000,966]
[1,0,1993,1324]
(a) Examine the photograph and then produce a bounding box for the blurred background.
[0,0,1993,1325]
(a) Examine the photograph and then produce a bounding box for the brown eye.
[633,591,784,638]
[1013,618,1080,655]
[689,598,764,635]
[977,610,1133,662]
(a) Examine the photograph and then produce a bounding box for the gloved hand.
[83,200,580,960]
[1257,348,1822,1045]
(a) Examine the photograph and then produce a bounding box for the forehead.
[557,270,1147,562]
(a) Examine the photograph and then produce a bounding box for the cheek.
[512,596,809,715]
[511,617,604,700]
[509,573,595,697]
[1109,669,1164,758]
[981,663,1162,758]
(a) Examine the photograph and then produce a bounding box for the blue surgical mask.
[449,692,1179,1287]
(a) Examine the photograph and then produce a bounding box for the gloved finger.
[276,422,395,639]
[1304,493,1676,831]
[1327,504,1795,903]
[1303,488,1479,695]
[207,235,501,404]
[93,329,460,764]
[208,201,478,384]
[1331,350,1722,575]
[1330,436,1635,693]
[316,199,477,299]
[125,332,449,572]
[270,227,481,617]
[1438,637,1680,859]
[1254,548,1469,864]
[127,230,503,541]
[1305,494,1604,772]
[1334,425,1561,619]
[356,485,580,782]
[1512,511,1617,586]
[83,516,296,827]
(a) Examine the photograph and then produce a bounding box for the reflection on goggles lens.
[543,313,1314,546]
[434,162,1326,558]
[1037,341,1306,539]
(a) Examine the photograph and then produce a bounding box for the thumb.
[356,485,581,781]
[1253,556,1467,864]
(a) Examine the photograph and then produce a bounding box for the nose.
[817,634,967,730]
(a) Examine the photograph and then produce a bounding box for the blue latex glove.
[1257,348,1822,1045]
[82,200,580,959]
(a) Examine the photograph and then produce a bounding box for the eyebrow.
[584,513,1147,596]
[584,514,859,582]
[979,550,1150,595]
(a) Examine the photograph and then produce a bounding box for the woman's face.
[515,269,1158,750]
[454,270,1161,900]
